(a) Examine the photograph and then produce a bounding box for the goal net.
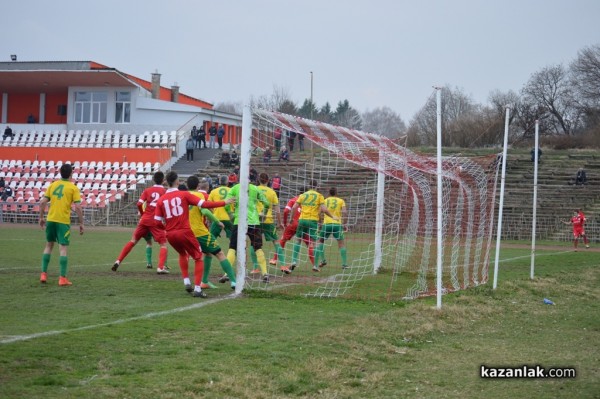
[233,107,499,302]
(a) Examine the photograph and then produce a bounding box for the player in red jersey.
[563,209,590,251]
[112,171,170,274]
[154,171,234,297]
[270,190,315,273]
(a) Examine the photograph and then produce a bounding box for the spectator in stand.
[217,125,225,149]
[531,148,542,162]
[208,125,217,149]
[191,126,199,148]
[186,136,195,162]
[0,176,5,189]
[287,130,296,151]
[230,149,239,166]
[278,146,289,162]
[27,114,36,123]
[575,168,587,185]
[198,125,207,149]
[218,151,231,167]
[274,127,283,152]
[263,146,272,163]
[297,131,305,151]
[1,185,12,201]
[3,125,13,139]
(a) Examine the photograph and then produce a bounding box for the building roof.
[0,61,212,108]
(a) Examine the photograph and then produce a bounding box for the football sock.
[193,258,204,286]
[41,253,51,273]
[256,249,267,275]
[291,241,301,265]
[145,245,152,265]
[158,246,168,268]
[117,241,136,262]
[59,256,68,277]
[227,249,236,266]
[249,246,259,269]
[340,247,347,265]
[314,243,324,267]
[178,254,189,278]
[308,243,315,265]
[274,242,285,265]
[220,258,236,283]
[202,255,212,283]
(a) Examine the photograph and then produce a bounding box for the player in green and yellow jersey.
[315,187,348,269]
[38,163,84,286]
[288,179,337,272]
[186,176,236,289]
[208,175,234,239]
[251,173,285,273]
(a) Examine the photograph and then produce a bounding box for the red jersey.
[138,185,166,223]
[571,215,584,230]
[578,211,586,226]
[284,196,302,224]
[154,188,225,231]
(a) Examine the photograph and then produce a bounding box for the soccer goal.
[233,106,500,302]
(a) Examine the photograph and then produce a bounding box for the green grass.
[0,225,598,398]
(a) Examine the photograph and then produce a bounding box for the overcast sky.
[2,0,599,121]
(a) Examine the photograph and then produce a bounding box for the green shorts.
[45,221,71,246]
[209,220,234,239]
[319,224,344,240]
[296,220,319,241]
[260,223,279,242]
[196,234,222,255]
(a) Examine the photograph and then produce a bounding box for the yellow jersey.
[297,189,325,221]
[257,184,279,224]
[44,179,81,224]
[188,191,210,237]
[323,196,345,225]
[208,186,231,221]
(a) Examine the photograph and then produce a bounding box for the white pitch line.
[498,250,573,263]
[0,293,239,345]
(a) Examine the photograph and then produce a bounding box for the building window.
[74,91,107,123]
[115,91,131,123]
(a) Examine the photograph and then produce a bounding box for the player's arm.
[320,203,337,220]
[290,202,300,220]
[73,200,85,235]
[136,199,145,216]
[273,202,283,228]
[201,208,221,225]
[154,200,166,226]
[38,196,50,229]
[282,206,291,227]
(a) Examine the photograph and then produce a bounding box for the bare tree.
[214,101,242,115]
[408,86,477,146]
[570,44,600,129]
[249,85,295,112]
[361,106,406,139]
[521,64,577,135]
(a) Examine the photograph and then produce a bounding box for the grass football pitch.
[0,225,598,398]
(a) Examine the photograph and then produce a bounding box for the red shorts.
[573,228,585,238]
[133,220,167,244]
[166,229,202,260]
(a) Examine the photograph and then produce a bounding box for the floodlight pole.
[493,106,510,290]
[235,105,252,294]
[530,120,539,279]
[435,88,443,309]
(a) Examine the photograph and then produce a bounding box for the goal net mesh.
[237,108,499,301]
